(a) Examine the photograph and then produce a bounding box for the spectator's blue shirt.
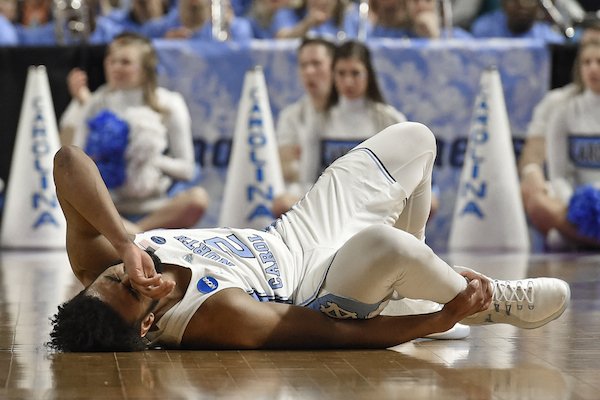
[272,7,354,40]
[231,0,253,17]
[16,22,56,45]
[90,15,126,43]
[145,9,253,41]
[191,18,253,41]
[373,25,405,39]
[0,15,18,45]
[344,6,471,40]
[342,6,368,38]
[17,20,99,45]
[144,8,180,38]
[471,10,565,43]
[105,9,155,34]
[90,10,164,43]
[248,15,278,39]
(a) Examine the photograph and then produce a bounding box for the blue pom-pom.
[96,159,127,188]
[86,110,129,159]
[85,110,129,188]
[567,185,600,240]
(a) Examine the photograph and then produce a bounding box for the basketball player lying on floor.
[48,122,570,352]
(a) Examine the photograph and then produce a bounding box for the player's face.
[298,44,333,101]
[580,44,600,95]
[87,264,158,326]
[333,57,368,100]
[104,44,145,91]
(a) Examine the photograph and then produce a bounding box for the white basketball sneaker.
[463,277,571,329]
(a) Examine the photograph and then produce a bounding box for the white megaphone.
[219,66,284,229]
[448,67,530,252]
[1,66,66,249]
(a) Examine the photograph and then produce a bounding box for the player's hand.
[459,270,492,312]
[441,279,487,326]
[120,242,175,299]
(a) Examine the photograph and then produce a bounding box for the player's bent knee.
[383,122,437,160]
[354,225,429,269]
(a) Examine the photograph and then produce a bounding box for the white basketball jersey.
[136,227,296,345]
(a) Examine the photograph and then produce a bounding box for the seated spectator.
[144,0,253,41]
[0,0,18,45]
[90,0,167,43]
[347,0,471,39]
[403,0,472,39]
[16,0,52,27]
[525,38,600,249]
[273,37,335,217]
[16,0,99,45]
[15,20,55,44]
[471,0,565,43]
[273,0,357,40]
[451,0,500,30]
[13,0,58,45]
[247,0,290,39]
[520,21,600,249]
[60,33,209,233]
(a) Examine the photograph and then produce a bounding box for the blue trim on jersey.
[352,148,396,184]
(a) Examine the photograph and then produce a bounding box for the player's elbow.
[54,145,82,176]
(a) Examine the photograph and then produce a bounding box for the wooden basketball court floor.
[0,249,599,400]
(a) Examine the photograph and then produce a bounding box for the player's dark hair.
[47,290,147,352]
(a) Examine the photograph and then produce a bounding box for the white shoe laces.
[492,280,535,315]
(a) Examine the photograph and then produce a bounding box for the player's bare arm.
[180,281,487,350]
[53,146,173,298]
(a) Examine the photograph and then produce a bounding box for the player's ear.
[140,313,155,337]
